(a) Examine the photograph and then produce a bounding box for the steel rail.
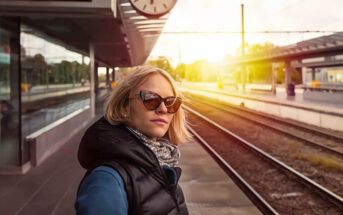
[185,87,343,143]
[184,105,343,209]
[184,92,343,157]
[186,125,279,215]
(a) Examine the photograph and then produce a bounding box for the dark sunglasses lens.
[165,97,182,113]
[164,97,177,107]
[143,93,161,110]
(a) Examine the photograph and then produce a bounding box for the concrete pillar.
[311,68,316,81]
[94,62,99,95]
[112,68,115,82]
[89,43,95,118]
[106,67,110,87]
[285,60,292,85]
[271,62,279,94]
[295,67,302,83]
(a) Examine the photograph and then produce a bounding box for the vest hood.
[78,117,159,171]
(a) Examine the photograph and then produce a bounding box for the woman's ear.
[123,103,130,118]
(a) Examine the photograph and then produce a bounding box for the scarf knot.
[125,126,180,167]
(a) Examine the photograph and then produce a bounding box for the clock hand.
[150,0,154,4]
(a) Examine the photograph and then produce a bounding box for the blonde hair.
[104,65,192,145]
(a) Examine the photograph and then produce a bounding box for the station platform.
[178,139,261,215]
[180,83,343,133]
[0,114,260,215]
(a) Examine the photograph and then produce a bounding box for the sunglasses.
[130,90,182,113]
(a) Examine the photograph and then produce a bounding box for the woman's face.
[125,73,175,141]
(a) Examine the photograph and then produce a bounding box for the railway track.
[184,91,343,157]
[183,94,343,198]
[185,105,343,214]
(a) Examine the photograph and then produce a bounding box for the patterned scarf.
[125,126,180,167]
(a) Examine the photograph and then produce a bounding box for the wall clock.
[129,0,177,18]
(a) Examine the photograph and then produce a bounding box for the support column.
[94,62,99,95]
[284,60,295,96]
[89,43,95,118]
[271,62,279,94]
[112,67,115,82]
[9,17,22,167]
[311,68,316,81]
[106,67,110,87]
[295,66,302,84]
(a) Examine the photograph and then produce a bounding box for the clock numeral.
[143,4,147,10]
[134,0,138,2]
[154,6,156,13]
[163,3,167,9]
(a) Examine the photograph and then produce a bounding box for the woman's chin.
[147,129,167,140]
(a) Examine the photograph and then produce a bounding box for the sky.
[149,0,343,66]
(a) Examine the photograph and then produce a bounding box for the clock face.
[129,0,177,17]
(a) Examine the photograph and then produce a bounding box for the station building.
[301,55,343,86]
[0,0,174,174]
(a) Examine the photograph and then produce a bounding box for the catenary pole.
[241,4,246,93]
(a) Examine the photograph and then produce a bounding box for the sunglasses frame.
[131,90,182,113]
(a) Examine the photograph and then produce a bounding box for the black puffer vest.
[77,117,188,215]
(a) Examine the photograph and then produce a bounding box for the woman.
[75,65,192,215]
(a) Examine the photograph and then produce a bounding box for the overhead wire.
[161,30,340,34]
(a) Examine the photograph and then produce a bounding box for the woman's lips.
[151,119,167,125]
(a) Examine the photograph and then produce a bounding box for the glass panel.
[20,24,90,138]
[328,69,343,83]
[0,17,21,167]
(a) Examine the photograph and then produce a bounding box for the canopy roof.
[230,32,343,65]
[0,0,170,67]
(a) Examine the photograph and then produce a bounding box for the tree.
[146,56,173,75]
[174,63,186,81]
[247,42,276,55]
[233,42,278,83]
[185,60,205,82]
[22,54,48,86]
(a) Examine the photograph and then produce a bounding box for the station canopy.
[0,0,169,67]
[230,32,343,65]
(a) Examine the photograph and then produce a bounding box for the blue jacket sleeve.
[76,166,128,215]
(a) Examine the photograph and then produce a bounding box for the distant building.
[301,55,343,86]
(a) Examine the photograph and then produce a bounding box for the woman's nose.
[156,101,168,114]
